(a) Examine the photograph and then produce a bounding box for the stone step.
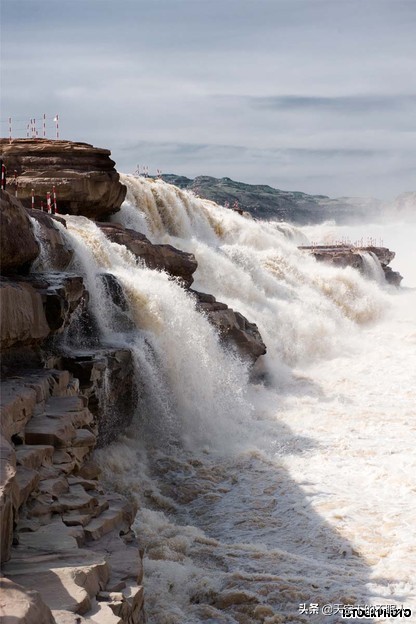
[38,475,69,497]
[48,484,99,514]
[15,466,40,509]
[25,415,77,448]
[84,503,129,542]
[15,518,81,552]
[15,444,55,470]
[71,428,96,448]
[3,548,109,614]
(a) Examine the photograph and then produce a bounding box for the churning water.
[55,177,415,623]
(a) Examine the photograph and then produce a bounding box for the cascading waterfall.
[359,251,387,284]
[43,179,415,623]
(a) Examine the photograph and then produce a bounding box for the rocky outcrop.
[0,190,40,274]
[0,368,145,623]
[0,139,126,220]
[98,222,198,287]
[0,275,86,351]
[299,244,403,286]
[61,349,136,447]
[191,290,267,363]
[27,209,74,270]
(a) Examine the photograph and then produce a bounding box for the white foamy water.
[55,178,415,623]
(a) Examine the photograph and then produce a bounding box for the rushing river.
[50,177,415,623]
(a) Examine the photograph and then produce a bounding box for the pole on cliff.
[52,185,57,214]
[43,114,46,138]
[1,163,6,190]
[46,192,52,214]
[8,117,12,143]
[54,114,59,139]
[32,189,35,210]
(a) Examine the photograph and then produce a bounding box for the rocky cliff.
[0,139,126,220]
[0,141,268,623]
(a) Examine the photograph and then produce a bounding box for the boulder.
[191,290,266,363]
[0,139,126,220]
[0,190,40,274]
[0,275,86,351]
[0,576,56,624]
[98,222,198,287]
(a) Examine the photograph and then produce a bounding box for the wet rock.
[299,244,403,286]
[61,349,136,446]
[98,222,198,287]
[0,138,126,220]
[0,190,40,275]
[27,208,74,270]
[0,274,86,351]
[191,290,267,363]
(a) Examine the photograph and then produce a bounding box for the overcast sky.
[1,0,415,198]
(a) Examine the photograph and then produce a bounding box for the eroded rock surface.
[0,139,126,220]
[98,222,198,287]
[191,290,267,363]
[27,209,73,270]
[0,368,145,624]
[0,190,40,274]
[299,244,403,286]
[0,275,86,351]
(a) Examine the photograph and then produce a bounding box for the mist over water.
[52,177,416,623]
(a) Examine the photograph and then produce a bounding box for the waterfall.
[359,251,386,284]
[57,215,251,450]
[41,179,415,623]
[116,175,387,380]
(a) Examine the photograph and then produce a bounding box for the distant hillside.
[161,174,381,224]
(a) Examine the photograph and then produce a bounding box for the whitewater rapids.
[52,176,415,623]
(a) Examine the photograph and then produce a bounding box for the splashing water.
[53,177,416,623]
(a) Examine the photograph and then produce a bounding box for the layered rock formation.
[98,222,198,288]
[298,244,403,286]
[0,369,144,624]
[191,290,267,362]
[0,190,40,274]
[0,139,126,220]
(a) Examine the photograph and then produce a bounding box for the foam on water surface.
[54,177,416,623]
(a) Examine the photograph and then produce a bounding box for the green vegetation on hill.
[162,174,380,224]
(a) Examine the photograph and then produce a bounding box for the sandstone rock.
[3,548,110,614]
[61,349,135,446]
[16,444,55,471]
[299,244,403,286]
[0,138,126,220]
[27,208,74,270]
[0,576,55,624]
[98,222,198,287]
[0,280,50,350]
[0,190,40,274]
[0,274,86,351]
[191,290,267,363]
[0,436,17,563]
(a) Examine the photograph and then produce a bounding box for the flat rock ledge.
[0,139,126,220]
[299,244,403,286]
[0,368,145,624]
